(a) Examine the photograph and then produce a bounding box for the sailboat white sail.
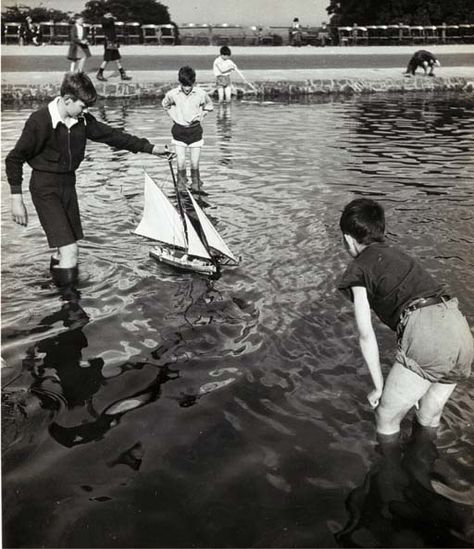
[187,192,238,263]
[135,172,187,249]
[183,213,211,260]
[134,171,238,275]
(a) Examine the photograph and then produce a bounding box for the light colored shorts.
[395,298,473,384]
[171,138,203,149]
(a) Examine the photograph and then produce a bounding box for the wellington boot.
[190,169,209,196]
[50,256,60,270]
[176,169,188,193]
[51,266,79,288]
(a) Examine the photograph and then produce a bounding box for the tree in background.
[327,0,474,26]
[2,5,71,22]
[81,0,171,24]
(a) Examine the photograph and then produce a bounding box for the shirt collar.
[48,96,79,129]
[178,87,197,96]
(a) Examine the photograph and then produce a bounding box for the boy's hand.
[367,388,382,409]
[12,195,28,226]
[151,145,175,160]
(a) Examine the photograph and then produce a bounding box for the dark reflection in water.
[336,424,473,548]
[2,92,473,548]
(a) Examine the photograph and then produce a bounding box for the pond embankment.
[2,44,474,103]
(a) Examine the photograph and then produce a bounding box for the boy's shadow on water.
[22,284,181,455]
[22,275,235,453]
[335,423,473,548]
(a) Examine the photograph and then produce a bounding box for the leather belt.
[402,295,451,316]
[397,295,451,340]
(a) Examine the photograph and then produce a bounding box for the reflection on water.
[336,424,473,548]
[2,93,473,548]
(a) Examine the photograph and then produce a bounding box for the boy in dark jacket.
[404,50,440,76]
[338,198,473,437]
[6,72,171,286]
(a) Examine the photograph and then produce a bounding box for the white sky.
[1,0,330,26]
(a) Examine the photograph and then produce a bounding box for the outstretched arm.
[352,286,384,408]
[85,112,169,156]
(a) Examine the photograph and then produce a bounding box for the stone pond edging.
[2,76,473,104]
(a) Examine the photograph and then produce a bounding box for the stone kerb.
[1,77,472,104]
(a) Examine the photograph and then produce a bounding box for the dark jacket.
[102,16,117,43]
[5,105,154,194]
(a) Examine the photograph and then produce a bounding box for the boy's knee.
[375,403,404,435]
[60,243,78,260]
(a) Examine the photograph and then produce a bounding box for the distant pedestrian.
[5,72,172,287]
[290,17,302,46]
[404,50,440,77]
[96,12,131,81]
[24,15,40,46]
[162,66,214,194]
[67,15,91,73]
[213,46,256,102]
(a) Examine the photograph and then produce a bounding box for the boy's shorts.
[29,170,83,248]
[216,74,231,87]
[171,122,203,148]
[395,298,473,384]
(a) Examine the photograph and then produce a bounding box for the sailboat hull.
[150,246,217,276]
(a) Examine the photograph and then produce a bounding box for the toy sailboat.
[134,171,238,276]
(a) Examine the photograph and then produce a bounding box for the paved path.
[2,44,474,85]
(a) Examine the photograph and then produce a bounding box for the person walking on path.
[162,66,214,195]
[22,15,41,46]
[290,17,302,47]
[338,198,473,437]
[6,72,172,287]
[96,12,131,81]
[67,15,92,73]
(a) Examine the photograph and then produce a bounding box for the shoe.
[96,71,107,81]
[119,69,132,81]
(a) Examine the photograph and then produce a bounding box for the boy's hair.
[60,72,97,107]
[339,198,385,244]
[220,46,231,56]
[178,66,196,86]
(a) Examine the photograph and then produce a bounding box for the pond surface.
[2,93,473,548]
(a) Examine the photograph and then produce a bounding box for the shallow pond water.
[2,92,473,548]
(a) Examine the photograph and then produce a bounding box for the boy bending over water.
[338,198,473,436]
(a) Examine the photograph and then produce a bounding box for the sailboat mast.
[167,158,189,242]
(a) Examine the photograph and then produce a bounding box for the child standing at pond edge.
[338,198,473,436]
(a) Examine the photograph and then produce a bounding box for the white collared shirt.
[213,56,237,77]
[162,86,213,126]
[48,97,79,129]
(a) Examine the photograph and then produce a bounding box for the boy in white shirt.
[213,46,249,102]
[162,66,214,194]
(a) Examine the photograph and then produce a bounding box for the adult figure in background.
[290,17,302,46]
[96,12,131,81]
[23,16,40,46]
[67,15,91,73]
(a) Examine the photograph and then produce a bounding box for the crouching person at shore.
[338,198,473,438]
[404,49,440,77]
[6,72,172,287]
